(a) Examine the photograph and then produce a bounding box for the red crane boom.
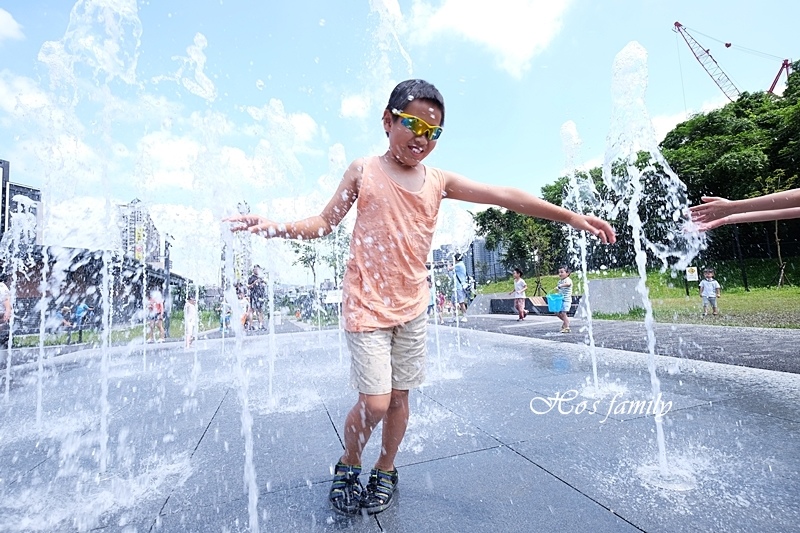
[769,59,792,94]
[674,21,741,102]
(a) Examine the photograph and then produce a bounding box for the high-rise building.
[432,244,454,266]
[466,237,506,283]
[117,199,161,265]
[1,158,43,245]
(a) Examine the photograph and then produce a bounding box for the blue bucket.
[547,293,564,313]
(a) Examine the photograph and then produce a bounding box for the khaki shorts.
[346,311,428,395]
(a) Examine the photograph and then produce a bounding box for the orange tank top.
[342,156,445,331]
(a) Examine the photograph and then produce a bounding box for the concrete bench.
[489,295,582,317]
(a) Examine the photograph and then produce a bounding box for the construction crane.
[674,22,792,100]
[673,22,740,102]
[768,59,792,94]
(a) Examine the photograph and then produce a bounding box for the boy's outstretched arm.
[224,159,362,239]
[443,171,616,244]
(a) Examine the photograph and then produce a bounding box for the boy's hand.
[223,214,276,236]
[571,215,617,244]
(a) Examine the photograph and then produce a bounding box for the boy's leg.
[341,392,392,466]
[332,330,394,515]
[375,389,409,471]
[361,313,425,514]
[333,394,391,516]
[557,311,570,331]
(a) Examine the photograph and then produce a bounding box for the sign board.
[323,289,342,304]
[685,267,699,282]
[134,225,146,261]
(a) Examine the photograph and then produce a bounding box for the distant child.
[225,79,616,515]
[699,268,721,316]
[147,292,165,343]
[426,277,435,318]
[436,291,445,324]
[555,266,573,333]
[236,285,251,330]
[218,298,232,332]
[184,294,198,348]
[510,268,528,321]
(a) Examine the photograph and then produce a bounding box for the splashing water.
[602,42,706,487]
[560,121,602,392]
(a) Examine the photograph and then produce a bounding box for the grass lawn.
[481,269,800,330]
[11,310,221,348]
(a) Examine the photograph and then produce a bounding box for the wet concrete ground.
[2,317,799,532]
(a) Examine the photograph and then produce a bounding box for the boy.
[509,268,528,321]
[699,268,721,316]
[555,266,573,333]
[225,79,616,515]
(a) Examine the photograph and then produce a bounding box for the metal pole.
[733,225,750,292]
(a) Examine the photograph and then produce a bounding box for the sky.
[0,0,796,285]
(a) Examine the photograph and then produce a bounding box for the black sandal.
[361,468,398,514]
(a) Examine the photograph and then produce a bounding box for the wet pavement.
[454,313,800,374]
[1,317,799,532]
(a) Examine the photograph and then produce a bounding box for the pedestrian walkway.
[456,313,800,374]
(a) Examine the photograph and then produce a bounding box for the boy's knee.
[389,388,409,406]
[360,393,392,418]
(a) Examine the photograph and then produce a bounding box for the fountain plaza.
[1,312,798,532]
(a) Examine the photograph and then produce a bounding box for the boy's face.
[704,271,713,279]
[558,269,569,278]
[383,98,442,167]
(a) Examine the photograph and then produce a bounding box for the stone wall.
[581,277,641,314]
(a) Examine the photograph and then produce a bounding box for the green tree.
[660,70,800,266]
[290,241,318,290]
[472,208,555,276]
[320,225,351,289]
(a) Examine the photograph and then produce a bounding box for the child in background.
[225,79,616,515]
[184,294,198,348]
[555,266,573,333]
[510,268,528,321]
[237,285,251,330]
[699,268,721,316]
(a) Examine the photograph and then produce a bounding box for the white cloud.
[340,93,372,119]
[410,0,573,78]
[137,132,200,190]
[0,9,24,42]
[651,111,688,143]
[650,95,728,142]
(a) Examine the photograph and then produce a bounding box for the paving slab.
[459,314,800,374]
[1,324,798,532]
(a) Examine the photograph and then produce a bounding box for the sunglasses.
[391,109,443,141]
